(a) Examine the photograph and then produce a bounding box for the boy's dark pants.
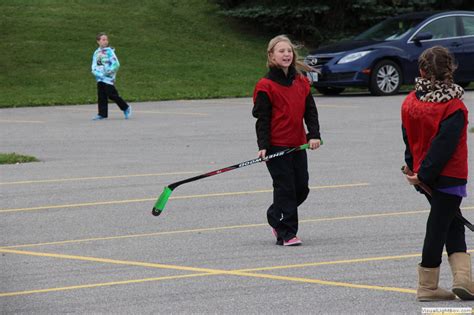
[97,82,129,117]
[421,190,466,268]
[266,146,309,242]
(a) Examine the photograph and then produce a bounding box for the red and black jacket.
[402,91,468,188]
[252,66,320,150]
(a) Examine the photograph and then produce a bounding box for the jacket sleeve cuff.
[306,132,321,141]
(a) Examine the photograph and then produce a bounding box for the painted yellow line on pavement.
[0,248,224,273]
[239,253,422,272]
[0,223,267,249]
[240,249,474,273]
[134,110,208,116]
[301,206,473,225]
[168,183,369,201]
[2,205,472,249]
[302,209,429,224]
[0,119,45,124]
[0,248,416,297]
[0,273,211,297]
[229,272,416,294]
[0,171,199,186]
[0,182,369,214]
[0,198,155,213]
[57,107,208,116]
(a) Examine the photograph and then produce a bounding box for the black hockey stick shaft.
[401,166,474,232]
[152,143,313,216]
[168,143,310,190]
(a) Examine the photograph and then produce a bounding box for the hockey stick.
[152,143,314,216]
[401,166,474,232]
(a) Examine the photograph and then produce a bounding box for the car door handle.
[451,41,462,47]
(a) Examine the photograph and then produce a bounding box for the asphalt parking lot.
[1,91,473,314]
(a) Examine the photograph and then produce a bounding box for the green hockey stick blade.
[152,186,173,216]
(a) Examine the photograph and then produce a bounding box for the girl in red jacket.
[253,35,321,246]
[401,46,471,301]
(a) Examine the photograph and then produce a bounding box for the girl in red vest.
[252,35,321,246]
[401,46,471,301]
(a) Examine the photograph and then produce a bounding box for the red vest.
[253,75,310,147]
[401,91,468,179]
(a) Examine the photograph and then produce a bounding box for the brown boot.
[417,264,456,301]
[448,252,474,300]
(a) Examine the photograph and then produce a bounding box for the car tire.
[369,60,402,96]
[315,87,345,96]
[457,81,470,88]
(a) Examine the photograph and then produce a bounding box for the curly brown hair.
[418,45,457,85]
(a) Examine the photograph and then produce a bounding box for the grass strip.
[0,153,39,164]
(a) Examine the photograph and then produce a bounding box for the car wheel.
[315,87,345,95]
[457,81,470,88]
[369,60,402,96]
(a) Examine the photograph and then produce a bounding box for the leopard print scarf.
[414,77,464,102]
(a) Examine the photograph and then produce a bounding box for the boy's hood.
[96,46,114,51]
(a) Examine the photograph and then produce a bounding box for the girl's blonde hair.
[266,35,313,73]
[418,45,457,85]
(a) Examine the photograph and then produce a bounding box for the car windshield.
[354,17,424,41]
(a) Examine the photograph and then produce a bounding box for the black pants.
[97,82,129,117]
[421,190,466,268]
[265,146,309,242]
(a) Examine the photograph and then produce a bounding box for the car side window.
[461,16,474,36]
[418,16,458,39]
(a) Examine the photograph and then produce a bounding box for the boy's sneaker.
[283,236,302,246]
[92,115,106,120]
[124,106,132,119]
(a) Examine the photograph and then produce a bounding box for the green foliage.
[0,153,39,164]
[214,0,474,46]
[220,4,329,41]
[0,0,269,107]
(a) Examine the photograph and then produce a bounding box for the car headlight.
[337,51,372,64]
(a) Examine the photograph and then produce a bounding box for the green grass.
[0,0,273,107]
[2,1,471,107]
[0,153,39,164]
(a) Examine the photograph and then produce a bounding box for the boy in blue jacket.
[91,32,131,120]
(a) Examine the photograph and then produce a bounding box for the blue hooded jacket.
[91,47,120,85]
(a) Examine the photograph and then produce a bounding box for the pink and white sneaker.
[272,228,278,239]
[283,236,302,246]
[272,228,284,245]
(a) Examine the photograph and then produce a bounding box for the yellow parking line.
[302,209,429,223]
[0,248,222,273]
[0,198,155,213]
[0,182,369,213]
[0,248,416,297]
[0,119,45,124]
[133,110,208,116]
[58,107,208,116]
[2,205,472,249]
[238,253,422,272]
[0,171,199,186]
[230,272,416,294]
[0,223,267,249]
[240,250,474,273]
[0,273,211,297]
